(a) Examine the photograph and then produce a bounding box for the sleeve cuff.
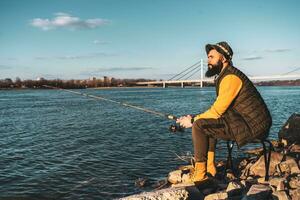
[191,117,195,124]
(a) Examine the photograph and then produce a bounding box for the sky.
[1,0,300,80]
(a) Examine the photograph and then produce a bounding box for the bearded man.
[176,41,272,185]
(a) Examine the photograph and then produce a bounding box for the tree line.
[0,77,155,89]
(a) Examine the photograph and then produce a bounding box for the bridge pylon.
[200,59,204,88]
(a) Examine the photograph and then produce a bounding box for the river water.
[0,86,299,199]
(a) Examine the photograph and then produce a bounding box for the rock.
[119,187,190,200]
[277,159,300,175]
[226,172,237,181]
[289,189,300,200]
[272,191,291,200]
[278,113,300,146]
[186,185,206,200]
[201,187,217,196]
[257,177,268,184]
[244,147,264,155]
[204,192,228,200]
[240,180,254,190]
[181,173,192,184]
[152,179,169,190]
[249,151,284,177]
[135,178,149,188]
[288,176,300,189]
[243,184,272,200]
[168,170,182,184]
[246,176,255,180]
[269,177,286,188]
[287,144,300,160]
[289,144,300,153]
[226,181,244,196]
[276,180,285,191]
[239,158,250,169]
[240,161,255,179]
[216,160,226,168]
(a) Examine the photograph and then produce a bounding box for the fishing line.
[43,85,184,132]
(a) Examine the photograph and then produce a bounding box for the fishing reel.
[169,124,184,133]
[167,114,195,133]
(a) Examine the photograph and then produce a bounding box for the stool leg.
[226,141,234,172]
[262,140,273,181]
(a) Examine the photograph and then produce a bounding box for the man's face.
[205,49,224,77]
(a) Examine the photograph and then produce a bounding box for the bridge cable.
[175,64,202,80]
[281,67,300,75]
[184,68,203,80]
[168,60,201,81]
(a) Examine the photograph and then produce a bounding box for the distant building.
[103,76,112,84]
[89,77,97,81]
[36,77,45,81]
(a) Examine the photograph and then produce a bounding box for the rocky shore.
[120,113,300,200]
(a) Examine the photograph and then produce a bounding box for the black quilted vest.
[215,65,272,147]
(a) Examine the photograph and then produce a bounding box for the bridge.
[137,59,300,88]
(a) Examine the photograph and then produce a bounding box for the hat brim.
[206,44,221,54]
[205,44,231,60]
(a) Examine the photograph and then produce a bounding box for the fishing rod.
[43,85,185,132]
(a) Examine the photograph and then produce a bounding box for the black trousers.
[192,118,235,162]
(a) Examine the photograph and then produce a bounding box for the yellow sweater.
[194,74,243,121]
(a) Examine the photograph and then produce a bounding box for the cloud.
[35,52,116,60]
[242,56,263,61]
[93,40,110,45]
[265,48,292,53]
[56,52,116,59]
[0,65,13,70]
[6,57,18,61]
[30,13,110,31]
[38,74,62,79]
[80,67,154,76]
[100,67,153,72]
[89,67,153,72]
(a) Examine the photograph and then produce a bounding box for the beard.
[205,60,223,77]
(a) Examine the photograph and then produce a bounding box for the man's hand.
[176,115,193,128]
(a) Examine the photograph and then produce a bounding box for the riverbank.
[121,113,300,200]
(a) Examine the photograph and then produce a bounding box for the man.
[176,41,272,185]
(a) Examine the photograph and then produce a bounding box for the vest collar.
[215,65,232,82]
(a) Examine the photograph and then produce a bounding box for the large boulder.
[226,181,244,196]
[168,170,183,184]
[272,191,290,200]
[249,151,284,177]
[204,192,228,200]
[277,159,300,175]
[243,184,272,200]
[288,176,300,189]
[269,177,287,191]
[287,144,300,160]
[289,189,300,200]
[278,113,300,146]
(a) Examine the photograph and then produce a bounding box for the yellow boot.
[207,151,217,177]
[192,162,208,184]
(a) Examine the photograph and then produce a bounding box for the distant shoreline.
[1,78,299,90]
[1,85,300,91]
